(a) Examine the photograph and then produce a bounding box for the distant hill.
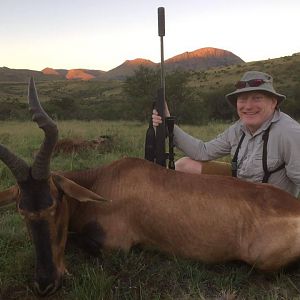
[165,47,243,71]
[42,67,62,76]
[0,67,62,82]
[106,58,156,80]
[1,53,300,122]
[104,48,244,80]
[65,69,107,80]
[42,68,107,80]
[0,47,244,82]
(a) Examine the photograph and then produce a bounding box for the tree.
[165,70,194,122]
[124,66,194,122]
[201,85,236,122]
[123,66,160,121]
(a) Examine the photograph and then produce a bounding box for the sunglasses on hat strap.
[235,79,271,89]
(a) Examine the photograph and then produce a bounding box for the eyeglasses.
[235,79,270,89]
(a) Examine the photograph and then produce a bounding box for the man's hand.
[152,109,162,127]
[152,102,171,127]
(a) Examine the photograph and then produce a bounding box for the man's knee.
[175,157,232,176]
[175,157,203,175]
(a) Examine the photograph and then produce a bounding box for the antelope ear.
[0,185,19,207]
[51,174,109,203]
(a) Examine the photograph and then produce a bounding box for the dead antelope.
[1,78,300,297]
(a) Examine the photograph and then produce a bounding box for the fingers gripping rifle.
[144,7,175,169]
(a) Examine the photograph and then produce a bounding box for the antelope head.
[0,78,105,296]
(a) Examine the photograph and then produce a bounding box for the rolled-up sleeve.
[174,125,232,161]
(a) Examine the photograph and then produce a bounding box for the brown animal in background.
[32,136,112,157]
[53,136,112,155]
[1,78,300,297]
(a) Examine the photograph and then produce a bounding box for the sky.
[1,0,300,71]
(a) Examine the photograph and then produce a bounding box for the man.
[153,71,300,197]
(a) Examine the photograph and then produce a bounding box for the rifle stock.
[144,102,156,162]
[155,87,166,167]
[166,116,175,169]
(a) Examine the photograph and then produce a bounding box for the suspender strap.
[231,132,245,177]
[261,124,285,183]
[231,124,285,182]
[261,125,271,182]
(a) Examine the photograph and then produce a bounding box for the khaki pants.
[201,161,232,176]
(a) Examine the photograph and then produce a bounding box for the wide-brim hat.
[226,71,286,107]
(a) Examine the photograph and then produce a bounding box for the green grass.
[1,120,300,299]
[189,54,300,91]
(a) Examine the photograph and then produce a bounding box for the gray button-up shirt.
[174,110,300,197]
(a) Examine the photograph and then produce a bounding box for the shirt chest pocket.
[250,155,282,177]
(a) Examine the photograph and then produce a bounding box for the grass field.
[1,120,300,299]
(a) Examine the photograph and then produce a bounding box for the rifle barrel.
[158,7,166,93]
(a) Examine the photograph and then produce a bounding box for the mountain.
[65,69,107,80]
[165,47,244,71]
[42,68,107,80]
[42,67,61,76]
[106,58,156,80]
[0,47,244,82]
[0,67,61,82]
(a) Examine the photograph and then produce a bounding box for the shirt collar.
[238,109,281,137]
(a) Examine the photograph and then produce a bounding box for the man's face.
[236,92,277,133]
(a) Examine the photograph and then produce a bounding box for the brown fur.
[2,156,300,296]
[32,136,112,156]
[54,157,300,272]
[2,157,300,274]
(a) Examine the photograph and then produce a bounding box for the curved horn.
[0,144,30,182]
[28,77,58,180]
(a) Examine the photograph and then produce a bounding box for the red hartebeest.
[1,78,300,296]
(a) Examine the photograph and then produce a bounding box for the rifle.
[144,7,175,169]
